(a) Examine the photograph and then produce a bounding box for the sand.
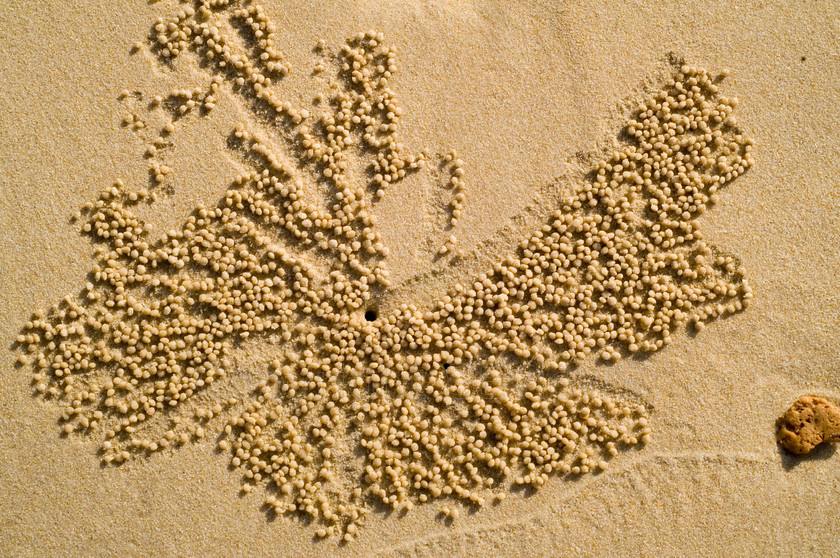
[1,0,839,556]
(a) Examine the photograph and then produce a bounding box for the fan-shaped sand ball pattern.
[14,0,753,542]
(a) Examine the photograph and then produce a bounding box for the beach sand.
[1,1,839,556]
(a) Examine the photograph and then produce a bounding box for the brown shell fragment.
[776,396,840,455]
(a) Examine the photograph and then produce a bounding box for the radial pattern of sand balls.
[13,0,754,541]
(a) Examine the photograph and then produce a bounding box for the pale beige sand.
[1,0,839,556]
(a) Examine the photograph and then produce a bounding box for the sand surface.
[1,1,839,556]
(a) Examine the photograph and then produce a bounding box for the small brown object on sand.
[776,396,840,455]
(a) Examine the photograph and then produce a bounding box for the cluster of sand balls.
[119,76,223,187]
[444,151,466,227]
[225,347,647,540]
[147,3,431,283]
[229,3,289,76]
[335,32,424,200]
[15,0,754,542]
[157,80,222,115]
[424,64,755,370]
[435,150,466,258]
